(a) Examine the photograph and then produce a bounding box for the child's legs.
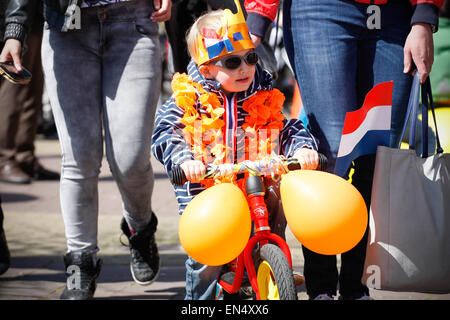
[185,257,223,300]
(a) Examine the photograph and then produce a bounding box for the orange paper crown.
[196,0,255,65]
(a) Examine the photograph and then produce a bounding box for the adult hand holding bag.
[362,73,450,293]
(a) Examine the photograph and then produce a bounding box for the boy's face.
[200,49,257,95]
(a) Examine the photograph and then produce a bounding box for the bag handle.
[399,73,420,149]
[421,77,444,157]
[398,73,444,157]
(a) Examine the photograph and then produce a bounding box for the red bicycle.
[170,154,327,300]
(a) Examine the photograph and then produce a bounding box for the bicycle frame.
[169,154,327,300]
[218,175,293,300]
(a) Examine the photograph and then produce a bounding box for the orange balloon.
[179,183,251,266]
[280,170,367,255]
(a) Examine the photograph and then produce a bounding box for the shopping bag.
[362,73,450,293]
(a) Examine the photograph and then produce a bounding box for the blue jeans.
[283,0,413,298]
[41,0,161,252]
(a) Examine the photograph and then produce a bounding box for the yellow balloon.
[280,170,367,255]
[179,183,251,266]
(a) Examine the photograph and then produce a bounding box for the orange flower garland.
[171,72,286,182]
[241,88,285,161]
[172,73,227,164]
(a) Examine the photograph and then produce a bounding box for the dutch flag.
[334,81,393,177]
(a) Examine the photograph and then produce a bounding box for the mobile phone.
[0,61,32,85]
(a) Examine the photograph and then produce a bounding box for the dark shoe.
[311,293,334,300]
[120,214,160,285]
[0,205,11,275]
[0,161,31,184]
[21,159,60,181]
[60,251,102,300]
[219,271,252,300]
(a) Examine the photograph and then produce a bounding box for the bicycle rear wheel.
[255,244,297,300]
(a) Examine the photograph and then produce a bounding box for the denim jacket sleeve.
[151,98,195,174]
[279,119,318,158]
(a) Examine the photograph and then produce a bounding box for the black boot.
[0,199,11,275]
[120,214,160,285]
[60,251,102,300]
[20,158,60,181]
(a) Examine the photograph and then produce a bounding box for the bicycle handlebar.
[169,153,328,186]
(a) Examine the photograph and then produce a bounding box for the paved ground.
[0,137,449,300]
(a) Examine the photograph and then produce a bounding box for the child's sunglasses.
[209,52,259,70]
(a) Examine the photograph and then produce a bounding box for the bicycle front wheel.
[256,244,297,300]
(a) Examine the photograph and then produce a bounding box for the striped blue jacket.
[151,60,318,215]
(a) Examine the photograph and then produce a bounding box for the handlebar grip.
[287,153,328,172]
[169,165,187,186]
[286,160,301,171]
[318,153,328,171]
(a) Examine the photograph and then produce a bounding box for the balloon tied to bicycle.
[171,154,367,300]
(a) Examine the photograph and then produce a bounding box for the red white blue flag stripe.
[334,81,393,177]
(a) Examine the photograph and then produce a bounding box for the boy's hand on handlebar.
[293,147,319,170]
[180,160,206,183]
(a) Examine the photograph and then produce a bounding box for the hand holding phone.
[0,61,32,85]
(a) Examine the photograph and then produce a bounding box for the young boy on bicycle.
[152,0,319,300]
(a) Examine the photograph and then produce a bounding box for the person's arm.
[0,39,22,71]
[244,0,279,46]
[279,117,320,170]
[404,0,444,83]
[410,0,444,32]
[4,0,38,44]
[0,0,39,71]
[279,118,318,158]
[150,0,172,22]
[151,98,196,176]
